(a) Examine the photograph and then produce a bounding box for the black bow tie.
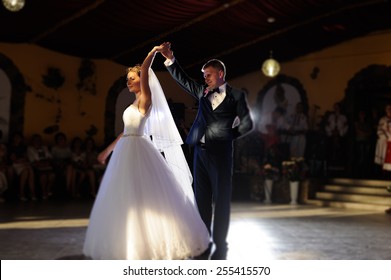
[207,87,220,94]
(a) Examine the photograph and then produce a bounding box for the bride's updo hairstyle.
[127,65,141,76]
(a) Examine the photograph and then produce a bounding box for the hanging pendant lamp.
[262,51,280,77]
[2,0,25,12]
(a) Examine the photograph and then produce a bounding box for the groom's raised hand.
[159,42,174,60]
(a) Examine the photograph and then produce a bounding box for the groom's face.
[203,67,224,89]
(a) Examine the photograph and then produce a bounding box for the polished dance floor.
[0,199,390,260]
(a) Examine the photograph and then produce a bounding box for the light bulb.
[2,0,25,12]
[262,58,280,77]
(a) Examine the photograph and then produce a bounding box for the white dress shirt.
[164,57,236,143]
[207,84,226,110]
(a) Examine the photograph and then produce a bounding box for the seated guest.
[27,134,55,199]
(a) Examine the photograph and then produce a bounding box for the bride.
[83,45,210,260]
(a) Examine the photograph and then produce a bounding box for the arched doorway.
[0,53,30,143]
[0,69,11,143]
[103,75,134,145]
[114,88,135,136]
[344,64,391,178]
[255,74,309,161]
[256,74,308,134]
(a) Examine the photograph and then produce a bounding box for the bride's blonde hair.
[127,65,141,76]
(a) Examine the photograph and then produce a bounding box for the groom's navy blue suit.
[166,59,253,259]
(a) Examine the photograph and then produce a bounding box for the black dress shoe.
[211,248,227,260]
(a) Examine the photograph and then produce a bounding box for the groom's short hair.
[202,59,226,78]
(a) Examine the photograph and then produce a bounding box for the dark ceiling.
[1,0,391,79]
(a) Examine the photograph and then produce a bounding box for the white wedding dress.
[83,104,210,260]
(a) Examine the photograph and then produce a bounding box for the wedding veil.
[144,68,195,204]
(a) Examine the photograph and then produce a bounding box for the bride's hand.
[148,46,159,56]
[157,42,173,59]
[97,149,109,165]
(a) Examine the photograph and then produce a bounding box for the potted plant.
[261,163,280,181]
[282,157,308,204]
[260,145,281,204]
[385,186,391,215]
[260,163,280,204]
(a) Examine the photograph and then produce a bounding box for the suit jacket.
[166,60,253,149]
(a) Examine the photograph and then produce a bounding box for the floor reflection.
[0,201,390,260]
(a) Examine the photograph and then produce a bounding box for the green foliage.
[282,157,308,182]
[260,163,280,181]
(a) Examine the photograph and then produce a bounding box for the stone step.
[323,185,391,195]
[328,178,390,187]
[306,199,389,212]
[306,178,391,211]
[315,191,391,206]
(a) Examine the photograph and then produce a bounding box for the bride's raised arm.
[139,46,163,114]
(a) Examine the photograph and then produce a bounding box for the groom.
[160,42,253,260]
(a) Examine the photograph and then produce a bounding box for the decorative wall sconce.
[2,0,25,12]
[262,51,280,77]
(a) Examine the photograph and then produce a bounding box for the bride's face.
[126,71,141,93]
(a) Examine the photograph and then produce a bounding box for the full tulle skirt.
[83,135,210,260]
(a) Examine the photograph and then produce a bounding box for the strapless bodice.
[122,105,149,136]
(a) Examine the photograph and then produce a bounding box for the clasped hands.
[150,42,174,60]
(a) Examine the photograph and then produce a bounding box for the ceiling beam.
[111,0,247,60]
[184,0,386,69]
[30,0,106,43]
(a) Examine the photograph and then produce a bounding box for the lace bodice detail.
[122,105,150,136]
